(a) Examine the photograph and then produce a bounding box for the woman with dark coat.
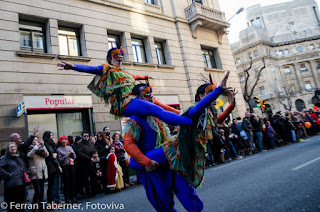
[43,131,62,204]
[95,132,110,192]
[0,142,26,211]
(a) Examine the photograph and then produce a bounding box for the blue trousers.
[138,166,203,212]
[255,132,263,151]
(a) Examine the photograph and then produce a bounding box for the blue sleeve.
[187,86,224,118]
[74,64,104,75]
[124,98,193,126]
[129,147,168,171]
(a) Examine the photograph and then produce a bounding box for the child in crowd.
[106,146,124,192]
[90,151,103,196]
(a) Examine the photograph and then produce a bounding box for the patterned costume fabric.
[87,64,135,117]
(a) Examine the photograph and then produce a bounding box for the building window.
[19,20,46,53]
[108,34,121,50]
[255,17,261,25]
[296,46,303,52]
[284,49,290,55]
[310,44,315,50]
[58,27,81,56]
[251,17,262,26]
[192,0,203,4]
[202,49,217,69]
[278,50,284,56]
[254,50,259,57]
[255,69,260,76]
[145,0,157,5]
[316,61,320,69]
[155,42,166,65]
[284,66,291,74]
[259,86,266,95]
[300,63,307,72]
[132,38,146,63]
[240,76,245,83]
[305,81,312,90]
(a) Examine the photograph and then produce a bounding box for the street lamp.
[227,7,244,22]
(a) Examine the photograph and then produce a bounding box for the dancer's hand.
[219,71,231,90]
[57,61,75,70]
[145,160,159,172]
[228,89,238,105]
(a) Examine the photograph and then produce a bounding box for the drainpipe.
[170,0,195,102]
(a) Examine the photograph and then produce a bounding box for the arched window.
[295,99,305,112]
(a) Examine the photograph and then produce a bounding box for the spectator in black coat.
[0,142,26,211]
[43,131,62,204]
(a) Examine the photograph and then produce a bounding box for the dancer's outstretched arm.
[153,97,181,114]
[217,89,237,124]
[188,71,230,118]
[124,134,162,171]
[57,61,103,75]
[124,98,193,126]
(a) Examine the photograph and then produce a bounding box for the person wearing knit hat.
[57,136,76,203]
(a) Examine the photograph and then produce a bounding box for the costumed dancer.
[123,83,209,212]
[57,44,194,126]
[127,73,236,189]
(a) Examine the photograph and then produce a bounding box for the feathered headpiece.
[111,41,126,57]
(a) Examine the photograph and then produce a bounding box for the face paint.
[142,87,152,98]
[111,49,124,60]
[205,84,216,94]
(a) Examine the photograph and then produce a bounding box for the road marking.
[208,155,260,171]
[292,157,320,171]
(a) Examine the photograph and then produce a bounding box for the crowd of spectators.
[0,126,133,211]
[0,108,319,211]
[201,108,320,167]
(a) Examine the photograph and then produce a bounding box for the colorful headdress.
[200,73,217,94]
[199,73,223,108]
[111,41,126,58]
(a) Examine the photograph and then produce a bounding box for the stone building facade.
[232,0,320,115]
[0,0,245,147]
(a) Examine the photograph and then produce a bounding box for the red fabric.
[123,134,152,167]
[133,74,148,80]
[106,154,116,187]
[153,97,181,114]
[217,104,235,124]
[311,113,320,125]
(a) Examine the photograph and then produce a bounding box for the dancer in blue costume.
[123,73,231,211]
[57,46,195,126]
[127,73,235,189]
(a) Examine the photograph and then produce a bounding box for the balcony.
[185,2,230,43]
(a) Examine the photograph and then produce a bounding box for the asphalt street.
[61,135,320,212]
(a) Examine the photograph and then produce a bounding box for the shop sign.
[24,96,93,110]
[17,102,26,117]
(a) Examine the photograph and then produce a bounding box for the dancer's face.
[139,86,153,103]
[111,51,124,67]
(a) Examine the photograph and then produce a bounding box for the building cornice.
[83,0,175,22]
[233,35,320,55]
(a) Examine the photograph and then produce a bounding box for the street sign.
[17,102,26,117]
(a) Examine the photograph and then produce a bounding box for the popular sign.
[24,96,93,110]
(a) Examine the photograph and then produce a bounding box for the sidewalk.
[0,175,138,211]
